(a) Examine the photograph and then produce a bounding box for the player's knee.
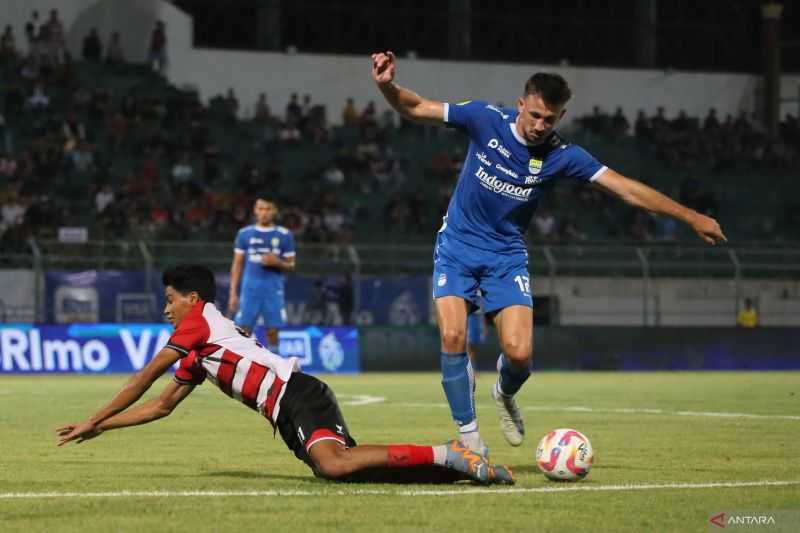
[441,327,466,351]
[502,337,532,363]
[313,449,352,480]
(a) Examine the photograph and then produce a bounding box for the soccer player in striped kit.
[57,265,513,485]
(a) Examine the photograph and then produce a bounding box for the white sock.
[432,444,447,465]
[459,428,482,450]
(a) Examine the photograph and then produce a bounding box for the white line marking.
[1,480,797,500]
[336,394,386,406]
[388,402,800,421]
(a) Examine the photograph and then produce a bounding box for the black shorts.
[275,372,357,470]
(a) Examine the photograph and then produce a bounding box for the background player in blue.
[228,196,296,350]
[371,51,726,455]
[466,294,488,367]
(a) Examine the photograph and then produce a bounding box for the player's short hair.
[162,264,217,302]
[524,73,572,107]
[255,195,278,206]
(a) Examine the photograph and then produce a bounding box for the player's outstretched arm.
[56,347,182,446]
[594,169,727,245]
[371,51,444,126]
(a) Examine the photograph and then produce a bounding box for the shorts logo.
[528,158,543,175]
[438,273,447,287]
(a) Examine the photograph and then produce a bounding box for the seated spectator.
[254,93,271,123]
[81,28,102,62]
[172,152,195,184]
[105,31,125,65]
[69,141,95,174]
[285,92,302,126]
[533,208,557,240]
[0,151,18,177]
[360,100,377,127]
[634,110,650,140]
[736,298,758,328]
[1,25,17,63]
[148,21,167,74]
[342,97,359,126]
[27,83,50,109]
[224,88,239,123]
[703,108,720,133]
[94,184,114,213]
[610,107,629,137]
[322,161,345,186]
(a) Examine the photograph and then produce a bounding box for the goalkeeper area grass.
[1,371,798,532]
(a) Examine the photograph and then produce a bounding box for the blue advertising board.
[44,270,432,326]
[0,324,359,374]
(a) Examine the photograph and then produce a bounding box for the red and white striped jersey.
[166,301,299,422]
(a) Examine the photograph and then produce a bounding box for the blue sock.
[441,352,476,426]
[496,353,531,396]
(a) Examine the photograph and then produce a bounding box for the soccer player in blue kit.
[371,51,726,455]
[228,196,296,351]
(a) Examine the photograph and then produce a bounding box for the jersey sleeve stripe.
[165,343,190,356]
[443,102,450,123]
[282,251,296,257]
[173,376,195,385]
[589,165,609,182]
[305,429,347,453]
[234,248,245,254]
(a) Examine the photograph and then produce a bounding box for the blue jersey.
[442,100,607,253]
[234,225,296,292]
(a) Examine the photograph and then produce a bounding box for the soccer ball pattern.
[536,428,594,481]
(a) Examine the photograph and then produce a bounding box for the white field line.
[1,480,798,500]
[391,402,800,421]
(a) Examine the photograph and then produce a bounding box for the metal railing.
[3,239,798,324]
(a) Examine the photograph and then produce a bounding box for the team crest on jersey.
[271,237,280,247]
[456,100,472,106]
[528,158,543,175]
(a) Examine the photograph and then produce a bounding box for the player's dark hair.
[524,73,572,107]
[255,195,278,206]
[162,264,217,302]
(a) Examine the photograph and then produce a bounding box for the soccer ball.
[536,428,594,481]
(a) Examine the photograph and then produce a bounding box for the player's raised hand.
[371,51,396,85]
[57,421,103,446]
[690,213,727,245]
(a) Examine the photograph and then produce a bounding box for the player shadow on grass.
[206,470,309,482]
[207,466,473,484]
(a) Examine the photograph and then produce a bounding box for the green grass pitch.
[1,372,798,532]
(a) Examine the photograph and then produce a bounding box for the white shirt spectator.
[95,186,114,213]
[534,211,557,237]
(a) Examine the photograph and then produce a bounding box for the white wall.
[173,49,800,125]
[545,277,800,327]
[5,0,799,123]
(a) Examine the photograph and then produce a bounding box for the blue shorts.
[467,312,486,346]
[235,286,286,329]
[432,233,533,314]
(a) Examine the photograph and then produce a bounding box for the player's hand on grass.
[690,212,727,245]
[371,51,396,85]
[260,253,281,268]
[57,421,103,446]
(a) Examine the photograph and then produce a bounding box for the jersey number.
[514,275,531,295]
